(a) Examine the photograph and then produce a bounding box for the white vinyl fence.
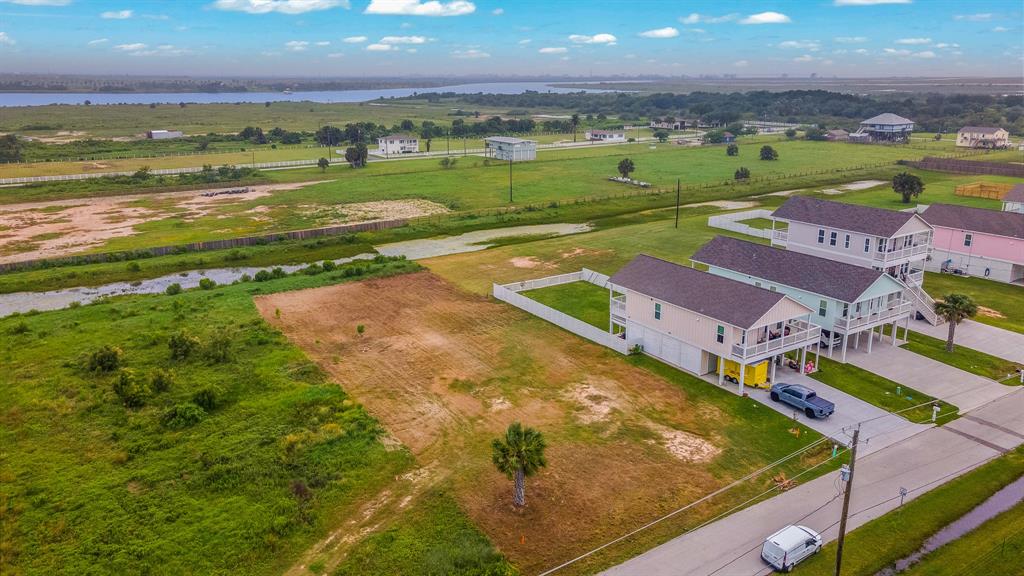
[493,269,632,354]
[707,208,776,239]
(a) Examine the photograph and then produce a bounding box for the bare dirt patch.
[689,200,760,210]
[977,306,1007,319]
[509,256,543,269]
[820,179,888,195]
[255,272,731,573]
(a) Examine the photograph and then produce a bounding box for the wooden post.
[674,179,681,228]
[835,426,861,576]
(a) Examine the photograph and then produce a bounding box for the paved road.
[602,388,1024,576]
[911,318,1024,366]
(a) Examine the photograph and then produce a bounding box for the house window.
[754,281,762,288]
[770,286,777,292]
[964,234,972,247]
[841,303,849,318]
[878,238,887,253]
[829,232,838,246]
[654,302,662,320]
[844,234,851,249]
[818,229,826,244]
[716,325,725,344]
[864,238,871,253]
[818,299,828,317]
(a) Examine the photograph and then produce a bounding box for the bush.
[759,145,779,161]
[726,143,739,156]
[784,128,797,139]
[126,261,142,272]
[191,385,223,411]
[321,260,336,272]
[168,330,200,360]
[204,330,233,363]
[165,283,182,295]
[8,321,29,335]
[198,278,216,290]
[735,167,751,180]
[150,368,174,393]
[113,368,146,408]
[253,269,272,282]
[88,345,123,372]
[161,402,206,429]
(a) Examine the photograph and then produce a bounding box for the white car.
[760,524,822,572]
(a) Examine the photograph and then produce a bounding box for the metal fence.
[707,208,775,239]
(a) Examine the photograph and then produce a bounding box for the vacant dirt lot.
[255,272,741,573]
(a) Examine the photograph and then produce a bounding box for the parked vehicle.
[819,329,842,349]
[770,383,835,419]
[761,524,822,572]
[719,358,770,388]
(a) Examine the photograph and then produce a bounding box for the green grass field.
[523,281,610,329]
[903,502,1024,576]
[921,272,1024,334]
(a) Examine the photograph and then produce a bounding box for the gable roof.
[921,203,1024,240]
[1004,184,1024,204]
[609,254,799,329]
[772,196,924,237]
[692,236,897,303]
[485,136,535,144]
[380,134,416,141]
[959,126,1006,135]
[827,129,849,136]
[861,113,914,126]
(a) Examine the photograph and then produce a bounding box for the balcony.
[731,319,820,361]
[611,295,626,317]
[772,229,789,245]
[872,243,930,265]
[836,300,914,332]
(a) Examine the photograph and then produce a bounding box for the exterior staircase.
[906,283,943,325]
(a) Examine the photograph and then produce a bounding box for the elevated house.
[692,236,914,362]
[1002,184,1024,214]
[956,126,1010,149]
[769,196,940,324]
[484,137,537,161]
[921,203,1024,284]
[849,113,914,143]
[377,134,419,155]
[609,254,820,393]
[584,129,626,143]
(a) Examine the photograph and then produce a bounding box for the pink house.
[921,204,1024,284]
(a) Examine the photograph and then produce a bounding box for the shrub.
[191,385,223,411]
[253,269,272,282]
[204,330,233,363]
[161,402,206,429]
[165,283,182,295]
[321,260,336,272]
[113,369,146,408]
[150,368,174,393]
[270,267,287,279]
[168,330,200,360]
[759,145,779,161]
[8,321,29,335]
[356,324,366,336]
[88,345,123,372]
[126,261,142,272]
[198,278,216,290]
[734,167,751,180]
[784,128,797,139]
[726,143,739,156]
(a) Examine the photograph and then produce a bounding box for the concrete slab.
[911,318,1024,366]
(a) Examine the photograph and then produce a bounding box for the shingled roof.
[1002,184,1024,204]
[959,126,1006,135]
[921,204,1024,240]
[861,113,914,126]
[692,236,893,303]
[609,254,794,328]
[772,196,924,237]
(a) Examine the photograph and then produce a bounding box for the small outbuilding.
[585,129,626,143]
[826,129,849,141]
[956,126,1010,149]
[721,131,736,143]
[147,130,184,140]
[485,136,537,162]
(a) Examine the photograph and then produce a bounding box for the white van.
[760,525,822,572]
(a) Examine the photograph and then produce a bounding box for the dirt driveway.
[255,272,746,573]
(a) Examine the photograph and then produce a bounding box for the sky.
[0,0,1021,78]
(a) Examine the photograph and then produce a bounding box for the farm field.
[255,271,836,575]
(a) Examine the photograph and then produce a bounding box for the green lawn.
[808,358,958,424]
[737,217,781,230]
[903,502,1024,576]
[888,327,1022,383]
[523,281,611,330]
[832,164,1022,211]
[0,257,512,576]
[922,272,1024,335]
[799,447,1024,575]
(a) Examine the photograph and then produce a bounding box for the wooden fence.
[955,182,1016,200]
[904,157,1024,177]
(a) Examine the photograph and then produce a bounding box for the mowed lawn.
[523,281,611,330]
[922,272,1024,334]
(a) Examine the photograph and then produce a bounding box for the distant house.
[377,134,419,155]
[485,136,537,162]
[147,130,183,140]
[650,118,684,130]
[609,254,820,392]
[826,129,849,141]
[584,129,626,143]
[693,236,914,362]
[956,126,1010,149]
[849,113,914,143]
[1002,184,1024,214]
[721,131,736,143]
[921,203,1024,284]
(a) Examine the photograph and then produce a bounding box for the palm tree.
[934,293,978,352]
[571,114,580,142]
[491,422,547,507]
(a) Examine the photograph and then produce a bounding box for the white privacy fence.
[707,208,776,239]
[493,268,632,354]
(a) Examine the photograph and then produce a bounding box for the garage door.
[638,325,702,374]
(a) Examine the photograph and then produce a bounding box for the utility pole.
[835,425,860,576]
[508,155,513,203]
[674,179,681,228]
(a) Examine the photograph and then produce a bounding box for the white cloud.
[451,48,489,58]
[0,31,14,46]
[0,0,71,5]
[740,11,791,25]
[285,40,309,51]
[793,54,816,62]
[87,38,109,46]
[992,26,1009,32]
[733,59,749,67]
[327,52,344,58]
[379,35,427,44]
[517,38,531,44]
[101,10,133,19]
[834,0,910,5]
[933,43,959,49]
[212,0,349,14]
[777,40,820,50]
[343,35,367,43]
[854,48,869,54]
[895,37,930,44]
[114,43,147,51]
[538,46,567,54]
[366,43,394,51]
[683,28,706,34]
[491,7,502,15]
[954,13,992,21]
[639,27,679,39]
[834,36,867,43]
[679,13,738,24]
[364,0,475,17]
[883,48,911,56]
[913,50,935,58]
[406,47,416,52]
[315,41,330,46]
[568,33,616,44]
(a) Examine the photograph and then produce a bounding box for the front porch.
[718,317,821,394]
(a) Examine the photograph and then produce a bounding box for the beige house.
[956,126,1010,149]
[609,254,820,393]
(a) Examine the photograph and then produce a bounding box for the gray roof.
[827,129,849,135]
[691,236,890,303]
[380,133,416,140]
[959,126,1006,135]
[1004,184,1024,203]
[861,113,914,126]
[921,203,1024,240]
[609,254,790,328]
[485,136,536,144]
[772,196,921,237]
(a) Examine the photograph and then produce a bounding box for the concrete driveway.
[912,318,1024,366]
[845,344,1016,413]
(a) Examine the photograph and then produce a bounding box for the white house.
[377,134,419,155]
[956,126,1010,149]
[609,254,820,393]
[585,129,626,143]
[484,137,537,162]
[147,130,183,140]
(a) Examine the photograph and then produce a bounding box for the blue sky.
[0,0,1020,77]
